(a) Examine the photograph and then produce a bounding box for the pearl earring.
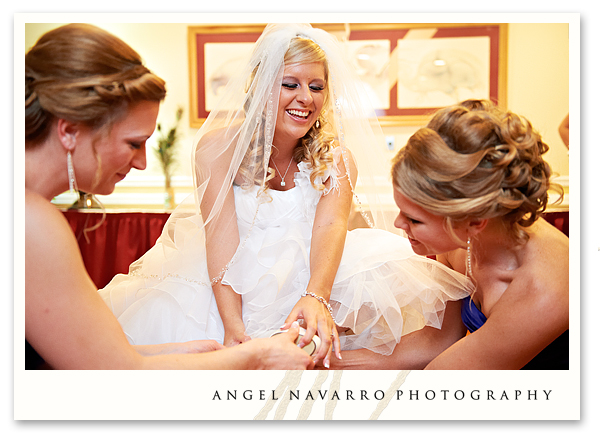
[466,236,473,278]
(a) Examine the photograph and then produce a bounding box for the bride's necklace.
[270,156,294,187]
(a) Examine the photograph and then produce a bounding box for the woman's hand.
[223,320,251,347]
[281,295,341,368]
[135,340,225,356]
[178,340,225,354]
[254,321,314,370]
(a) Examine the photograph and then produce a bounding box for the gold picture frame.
[188,23,508,128]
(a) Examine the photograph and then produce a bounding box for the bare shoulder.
[198,125,228,144]
[25,192,141,369]
[25,190,87,288]
[426,219,568,369]
[490,219,569,334]
[25,190,75,247]
[194,124,242,168]
[196,123,242,150]
[529,217,569,250]
[330,145,357,185]
[333,145,357,168]
[26,191,68,237]
[25,188,52,212]
[331,144,353,160]
[195,125,244,185]
[521,219,569,293]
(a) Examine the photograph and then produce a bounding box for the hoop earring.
[466,236,473,278]
[67,151,78,194]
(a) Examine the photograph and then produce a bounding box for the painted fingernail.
[324,359,330,368]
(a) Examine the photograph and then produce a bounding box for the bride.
[99,23,473,368]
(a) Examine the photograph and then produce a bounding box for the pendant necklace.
[271,156,294,187]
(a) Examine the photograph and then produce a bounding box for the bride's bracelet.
[302,291,336,324]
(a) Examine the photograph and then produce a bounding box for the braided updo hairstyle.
[25,23,166,147]
[391,99,561,244]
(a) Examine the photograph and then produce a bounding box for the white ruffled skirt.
[100,219,472,356]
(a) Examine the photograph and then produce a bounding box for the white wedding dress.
[99,161,473,355]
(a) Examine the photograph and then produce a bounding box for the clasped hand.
[280,295,341,368]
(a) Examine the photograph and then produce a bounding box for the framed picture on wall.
[188,23,508,127]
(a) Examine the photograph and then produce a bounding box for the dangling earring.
[315,118,320,129]
[67,151,78,194]
[466,236,473,278]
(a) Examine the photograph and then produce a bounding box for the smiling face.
[76,100,160,195]
[393,188,467,256]
[272,62,326,147]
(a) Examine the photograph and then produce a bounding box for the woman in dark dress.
[330,100,568,370]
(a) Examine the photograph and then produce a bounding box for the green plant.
[154,106,184,181]
[154,106,184,209]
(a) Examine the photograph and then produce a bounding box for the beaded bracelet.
[302,291,337,324]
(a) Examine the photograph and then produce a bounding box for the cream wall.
[25,21,570,210]
[507,23,569,177]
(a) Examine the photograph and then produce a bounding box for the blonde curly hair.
[240,36,334,192]
[285,37,334,191]
[391,100,562,244]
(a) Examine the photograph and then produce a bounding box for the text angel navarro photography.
[212,388,555,402]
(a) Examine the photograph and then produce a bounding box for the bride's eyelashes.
[282,82,325,92]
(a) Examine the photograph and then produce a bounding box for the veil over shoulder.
[99,24,473,355]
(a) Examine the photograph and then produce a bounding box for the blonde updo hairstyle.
[25,23,166,147]
[392,100,560,245]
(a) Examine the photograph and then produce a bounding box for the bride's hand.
[223,321,251,347]
[281,295,341,368]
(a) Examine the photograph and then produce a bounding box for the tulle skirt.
[100,223,472,356]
